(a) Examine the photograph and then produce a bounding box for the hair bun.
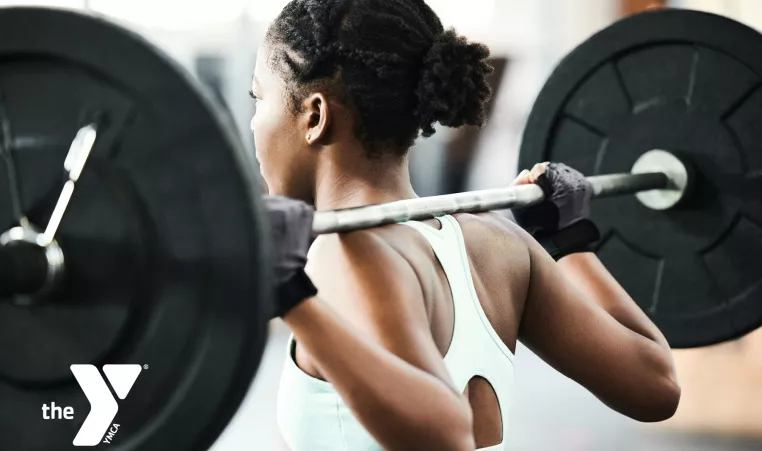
[415,29,493,137]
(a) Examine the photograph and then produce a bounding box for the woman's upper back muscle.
[302,213,532,369]
[446,213,531,353]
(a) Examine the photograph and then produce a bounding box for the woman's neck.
[312,152,417,211]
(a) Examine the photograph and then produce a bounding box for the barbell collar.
[0,226,64,305]
[631,149,692,210]
[0,243,48,297]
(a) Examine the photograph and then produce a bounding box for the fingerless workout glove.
[263,195,318,318]
[513,163,601,260]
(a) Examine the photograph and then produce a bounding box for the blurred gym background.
[3,0,761,449]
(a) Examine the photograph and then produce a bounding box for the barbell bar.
[312,149,685,234]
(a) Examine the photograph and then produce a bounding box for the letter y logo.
[70,364,142,446]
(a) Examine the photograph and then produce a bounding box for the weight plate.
[0,7,269,450]
[520,9,762,349]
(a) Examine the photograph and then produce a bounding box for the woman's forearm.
[282,296,474,451]
[557,252,671,350]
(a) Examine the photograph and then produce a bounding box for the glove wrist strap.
[537,219,601,261]
[275,269,318,318]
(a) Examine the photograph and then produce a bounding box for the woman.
[254,1,681,450]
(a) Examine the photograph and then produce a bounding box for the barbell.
[0,6,760,451]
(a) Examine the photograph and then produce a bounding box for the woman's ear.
[303,93,331,145]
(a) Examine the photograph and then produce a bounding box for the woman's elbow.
[648,376,681,422]
[632,341,682,422]
[392,402,474,451]
[607,349,682,423]
[441,409,476,451]
[454,434,476,451]
[632,374,682,423]
[433,402,475,451]
[397,427,474,451]
[442,429,476,451]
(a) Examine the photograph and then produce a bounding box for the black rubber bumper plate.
[520,9,762,349]
[0,7,269,450]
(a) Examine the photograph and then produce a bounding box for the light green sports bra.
[277,215,515,451]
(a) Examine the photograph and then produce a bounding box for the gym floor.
[211,322,762,451]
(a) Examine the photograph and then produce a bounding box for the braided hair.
[265,0,494,158]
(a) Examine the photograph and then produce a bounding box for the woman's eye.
[248,90,260,102]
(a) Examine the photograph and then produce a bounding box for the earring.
[306,133,311,141]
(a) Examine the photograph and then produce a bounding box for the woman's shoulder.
[456,211,527,237]
[307,227,400,263]
[454,212,532,257]
[305,227,421,291]
[304,227,431,336]
[305,212,531,283]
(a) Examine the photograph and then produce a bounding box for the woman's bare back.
[305,212,530,448]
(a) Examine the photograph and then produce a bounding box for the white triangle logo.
[102,364,142,400]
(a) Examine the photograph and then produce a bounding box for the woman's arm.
[283,296,473,451]
[264,195,473,450]
[519,235,680,422]
[512,163,674,347]
[287,230,474,451]
[511,164,680,421]
[557,252,671,350]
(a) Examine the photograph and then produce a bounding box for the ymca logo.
[71,365,141,446]
[42,365,142,446]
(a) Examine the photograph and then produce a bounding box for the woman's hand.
[510,162,600,260]
[511,162,593,233]
[262,195,318,318]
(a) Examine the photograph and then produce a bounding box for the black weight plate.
[520,9,762,349]
[0,7,269,451]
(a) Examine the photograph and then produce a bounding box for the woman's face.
[250,47,315,199]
